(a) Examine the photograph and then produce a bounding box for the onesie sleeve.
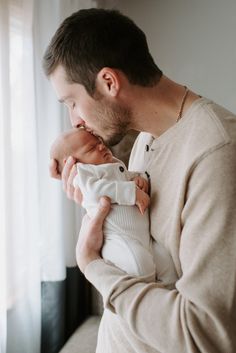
[126,170,149,181]
[74,163,136,206]
[85,143,236,353]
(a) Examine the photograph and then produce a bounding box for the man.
[43,8,236,353]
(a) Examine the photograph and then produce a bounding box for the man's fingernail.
[68,156,73,163]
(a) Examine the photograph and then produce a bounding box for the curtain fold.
[0,0,41,352]
[0,1,95,353]
[34,1,94,352]
[0,2,9,352]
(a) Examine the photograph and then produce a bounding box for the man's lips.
[81,125,92,133]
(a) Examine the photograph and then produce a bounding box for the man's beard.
[95,100,132,146]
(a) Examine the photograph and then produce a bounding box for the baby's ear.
[49,158,61,180]
[73,158,80,163]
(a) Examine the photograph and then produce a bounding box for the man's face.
[50,65,132,146]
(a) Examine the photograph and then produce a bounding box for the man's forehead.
[50,65,72,100]
[51,64,67,80]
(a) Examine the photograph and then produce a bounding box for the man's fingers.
[66,164,77,198]
[74,187,83,205]
[62,156,76,190]
[92,197,111,227]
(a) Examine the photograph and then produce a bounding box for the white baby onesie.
[73,159,156,278]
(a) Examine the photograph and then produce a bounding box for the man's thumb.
[93,196,111,224]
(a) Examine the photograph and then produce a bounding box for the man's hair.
[43,8,162,96]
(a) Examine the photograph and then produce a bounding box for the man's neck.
[128,75,200,137]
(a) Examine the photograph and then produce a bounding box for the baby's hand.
[135,187,150,215]
[133,176,149,194]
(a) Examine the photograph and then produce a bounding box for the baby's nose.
[98,142,105,151]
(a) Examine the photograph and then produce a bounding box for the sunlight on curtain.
[0,1,96,352]
[0,0,41,352]
[0,4,8,352]
[34,0,92,282]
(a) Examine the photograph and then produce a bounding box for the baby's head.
[50,128,113,173]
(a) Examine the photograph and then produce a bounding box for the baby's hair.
[50,128,85,174]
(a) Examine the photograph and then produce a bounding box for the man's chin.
[104,133,126,147]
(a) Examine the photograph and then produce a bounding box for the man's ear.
[96,67,120,97]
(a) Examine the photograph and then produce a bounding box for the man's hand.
[133,176,149,194]
[76,197,111,273]
[135,187,150,215]
[49,156,83,205]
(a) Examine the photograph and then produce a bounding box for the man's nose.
[69,109,85,128]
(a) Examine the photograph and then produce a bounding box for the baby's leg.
[102,233,155,277]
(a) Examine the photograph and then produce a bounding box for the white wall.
[103,0,236,113]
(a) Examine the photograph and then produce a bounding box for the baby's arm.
[74,163,136,206]
[132,175,149,193]
[126,170,149,193]
[74,163,149,213]
[126,171,150,214]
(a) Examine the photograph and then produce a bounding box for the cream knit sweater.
[85,98,236,353]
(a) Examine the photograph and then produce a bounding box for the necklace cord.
[176,86,189,122]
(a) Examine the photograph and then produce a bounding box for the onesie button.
[145,144,149,152]
[119,166,124,172]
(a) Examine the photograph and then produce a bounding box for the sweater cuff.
[85,259,126,290]
[84,259,157,314]
[84,259,128,312]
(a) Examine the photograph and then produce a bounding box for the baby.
[50,128,156,278]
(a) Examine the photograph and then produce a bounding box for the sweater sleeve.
[74,163,136,206]
[85,143,236,353]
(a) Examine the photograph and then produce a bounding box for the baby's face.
[73,130,113,165]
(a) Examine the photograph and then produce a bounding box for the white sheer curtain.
[0,1,95,353]
[34,0,93,282]
[0,0,41,352]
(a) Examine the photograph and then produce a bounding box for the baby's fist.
[135,187,150,215]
